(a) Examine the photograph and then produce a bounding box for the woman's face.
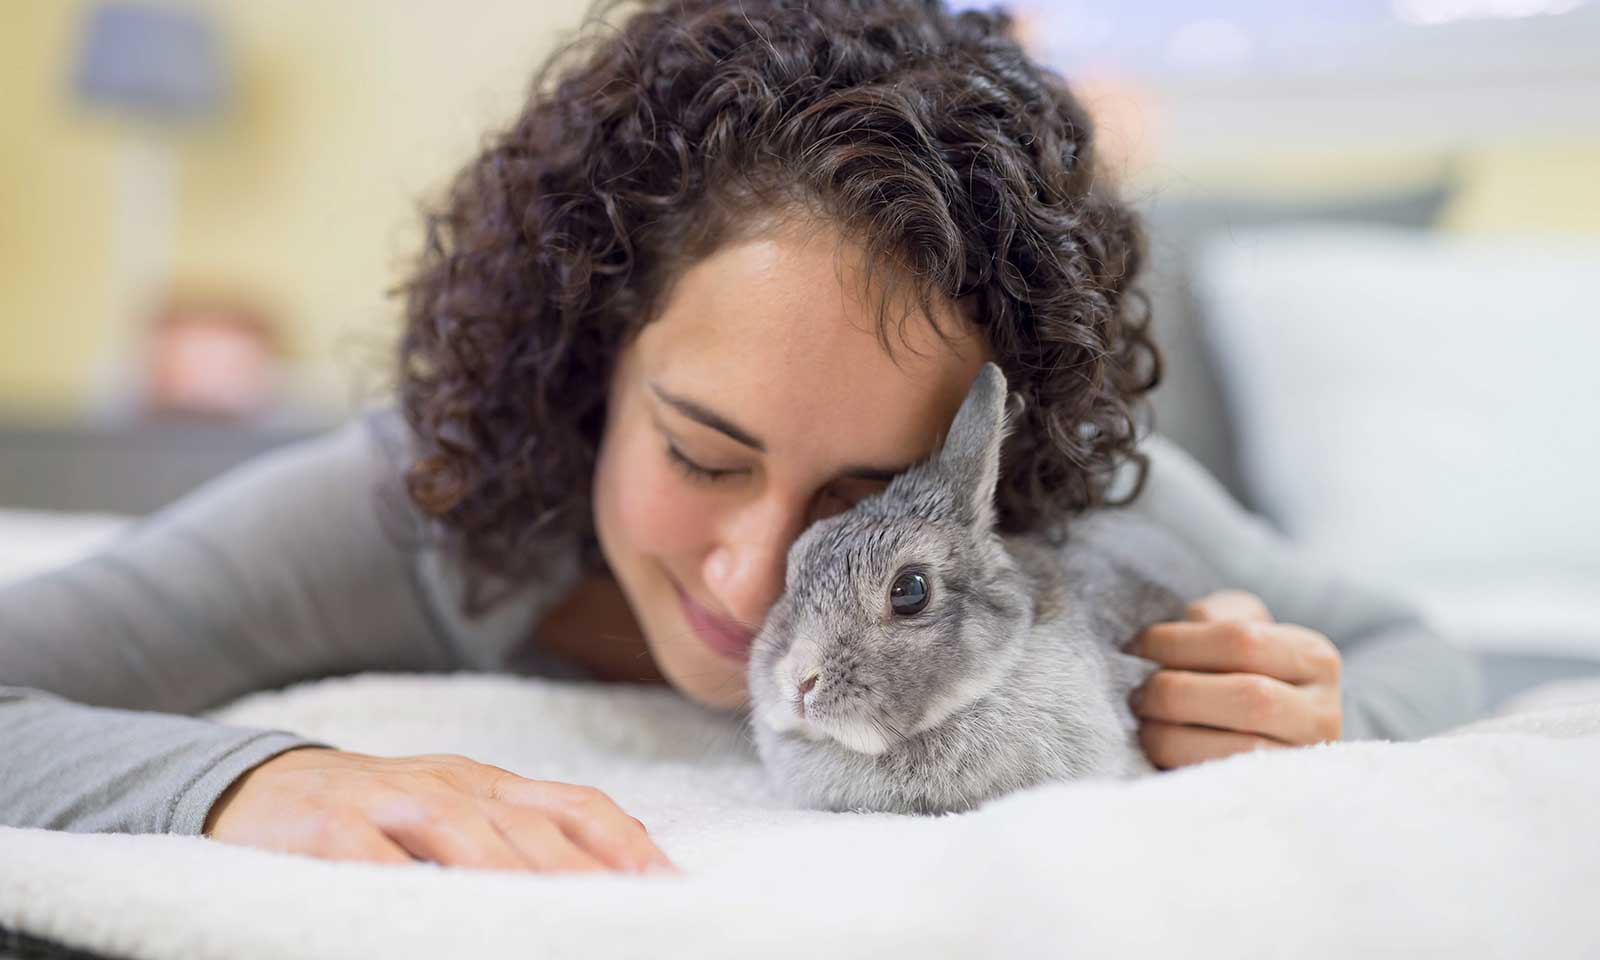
[591,221,990,711]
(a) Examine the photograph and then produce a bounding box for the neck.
[532,572,666,685]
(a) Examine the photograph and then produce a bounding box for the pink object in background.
[142,294,285,421]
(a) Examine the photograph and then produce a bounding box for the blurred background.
[1,1,1596,705]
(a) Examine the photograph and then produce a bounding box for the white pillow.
[1190,224,1600,657]
[0,509,131,586]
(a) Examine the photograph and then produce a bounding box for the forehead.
[637,223,988,467]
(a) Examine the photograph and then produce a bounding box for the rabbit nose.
[796,670,819,717]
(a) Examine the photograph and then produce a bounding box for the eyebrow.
[648,380,916,482]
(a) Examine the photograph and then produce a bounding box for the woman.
[0,0,1483,876]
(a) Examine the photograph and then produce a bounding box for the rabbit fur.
[745,362,1222,814]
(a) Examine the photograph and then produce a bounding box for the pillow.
[0,509,130,586]
[1133,177,1456,510]
[1190,224,1600,659]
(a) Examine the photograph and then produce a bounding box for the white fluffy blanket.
[3,671,1597,959]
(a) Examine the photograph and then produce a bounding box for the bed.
[2,506,1598,959]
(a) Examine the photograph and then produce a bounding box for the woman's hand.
[1124,589,1343,770]
[203,747,681,876]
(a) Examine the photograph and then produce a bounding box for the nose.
[703,496,807,627]
[797,670,819,717]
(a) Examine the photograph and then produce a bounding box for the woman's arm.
[0,685,330,835]
[1117,433,1487,743]
[0,408,553,835]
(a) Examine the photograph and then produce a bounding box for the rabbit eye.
[889,572,929,616]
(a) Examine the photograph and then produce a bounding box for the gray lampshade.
[71,1,227,120]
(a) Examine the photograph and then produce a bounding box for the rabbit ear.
[935,362,1018,530]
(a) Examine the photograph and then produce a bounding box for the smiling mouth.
[673,580,755,661]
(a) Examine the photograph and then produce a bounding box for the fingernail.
[1129,687,1145,709]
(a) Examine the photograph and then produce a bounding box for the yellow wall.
[1129,138,1600,234]
[1439,141,1600,234]
[1,0,595,419]
[169,0,597,416]
[0,2,117,414]
[1,2,1595,420]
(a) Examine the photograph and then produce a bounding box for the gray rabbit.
[746,361,1223,814]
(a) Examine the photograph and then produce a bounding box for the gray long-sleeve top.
[0,406,1487,837]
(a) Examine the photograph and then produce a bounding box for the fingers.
[1132,668,1328,744]
[480,801,612,874]
[1128,619,1340,686]
[316,788,670,877]
[369,793,540,873]
[310,810,417,866]
[491,778,681,875]
[1122,590,1345,755]
[1136,717,1287,770]
[204,747,683,877]
[1184,589,1274,624]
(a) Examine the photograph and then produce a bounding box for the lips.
[675,581,755,662]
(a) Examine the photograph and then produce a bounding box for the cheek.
[599,427,713,558]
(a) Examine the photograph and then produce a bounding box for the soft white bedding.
[2,669,1597,959]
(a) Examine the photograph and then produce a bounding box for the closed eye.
[663,433,892,507]
[665,441,741,483]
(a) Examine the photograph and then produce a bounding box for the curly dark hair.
[395,0,1162,614]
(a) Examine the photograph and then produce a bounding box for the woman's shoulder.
[1108,430,1235,515]
[1105,430,1288,571]
[348,402,589,672]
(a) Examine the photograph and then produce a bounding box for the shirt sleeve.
[1116,433,1488,741]
[0,407,477,836]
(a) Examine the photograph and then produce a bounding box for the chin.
[647,623,751,711]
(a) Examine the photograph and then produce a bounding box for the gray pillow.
[1132,176,1457,513]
